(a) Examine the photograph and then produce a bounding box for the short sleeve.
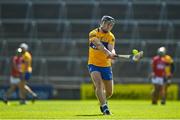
[89,30,97,42]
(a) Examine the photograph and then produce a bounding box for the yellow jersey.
[88,28,115,67]
[163,55,173,77]
[21,51,32,73]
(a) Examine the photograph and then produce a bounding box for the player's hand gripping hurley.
[115,49,144,62]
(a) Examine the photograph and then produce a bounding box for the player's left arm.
[108,44,116,55]
[108,44,116,63]
[107,36,116,59]
[108,37,131,60]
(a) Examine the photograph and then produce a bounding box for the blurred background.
[0,0,180,100]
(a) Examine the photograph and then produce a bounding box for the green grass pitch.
[0,100,179,119]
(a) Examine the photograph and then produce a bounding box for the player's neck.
[99,27,108,33]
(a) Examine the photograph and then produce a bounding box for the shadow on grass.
[76,114,103,117]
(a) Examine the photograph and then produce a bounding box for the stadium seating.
[65,2,95,20]
[2,22,31,38]
[45,59,86,77]
[97,2,128,20]
[113,60,150,78]
[132,2,162,20]
[166,2,180,20]
[35,22,64,38]
[32,3,61,19]
[173,22,180,39]
[0,0,180,87]
[113,22,135,39]
[137,22,169,39]
[68,21,96,39]
[40,41,81,57]
[1,3,28,19]
[0,58,10,79]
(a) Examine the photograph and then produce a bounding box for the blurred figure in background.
[3,48,23,104]
[161,47,175,105]
[151,47,166,105]
[19,43,37,104]
[150,46,174,105]
[3,47,38,105]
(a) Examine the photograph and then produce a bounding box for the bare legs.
[152,84,165,105]
[90,71,113,115]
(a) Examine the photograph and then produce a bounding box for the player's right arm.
[89,32,115,59]
[92,38,115,58]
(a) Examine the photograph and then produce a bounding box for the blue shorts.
[21,72,32,81]
[88,64,112,80]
